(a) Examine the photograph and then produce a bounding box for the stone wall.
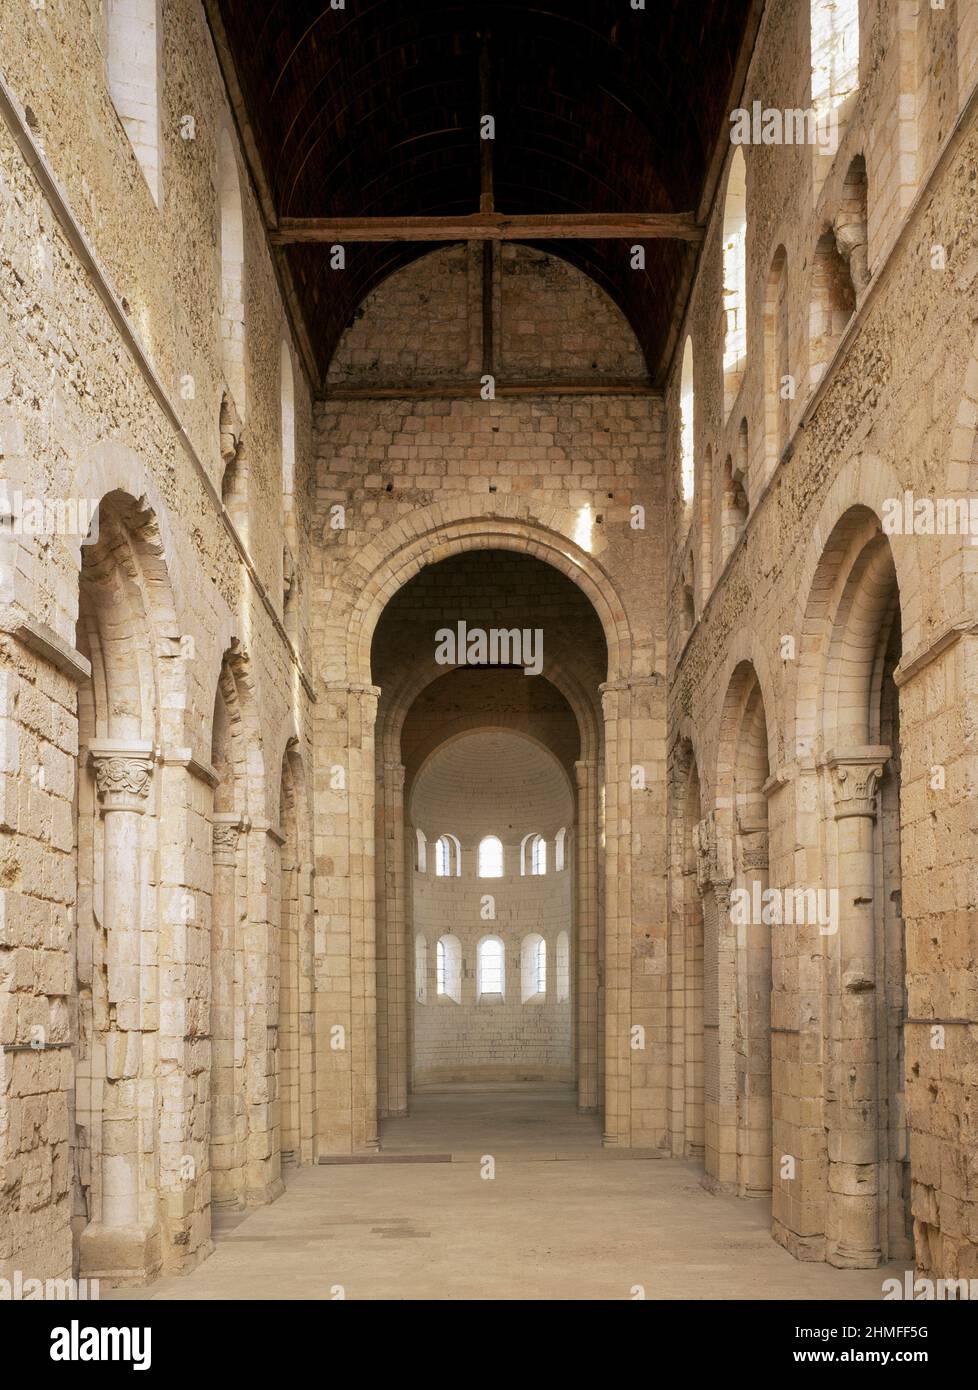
[667,0,978,1274]
[0,0,316,1286]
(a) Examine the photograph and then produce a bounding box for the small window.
[680,337,695,506]
[415,935,427,1004]
[415,828,427,873]
[520,832,546,876]
[477,936,505,998]
[556,931,570,1003]
[521,935,547,1002]
[811,0,859,118]
[436,935,462,1003]
[555,827,566,872]
[478,835,503,879]
[106,0,161,204]
[435,833,461,877]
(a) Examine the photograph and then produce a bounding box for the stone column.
[575,758,599,1112]
[695,811,736,1189]
[80,742,158,1281]
[241,818,285,1205]
[211,814,244,1206]
[315,681,381,1155]
[736,825,771,1197]
[382,760,408,1118]
[599,681,631,1147]
[825,746,889,1268]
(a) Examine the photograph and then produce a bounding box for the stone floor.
[109,1087,908,1301]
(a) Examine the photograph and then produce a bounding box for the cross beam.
[269,212,704,244]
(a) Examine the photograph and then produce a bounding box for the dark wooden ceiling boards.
[214,0,754,380]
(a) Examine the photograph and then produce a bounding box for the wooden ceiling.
[212,0,756,383]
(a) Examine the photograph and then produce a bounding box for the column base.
[78,1222,160,1287]
[246,1177,285,1206]
[828,1242,883,1269]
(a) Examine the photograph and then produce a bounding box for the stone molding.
[823,746,891,821]
[88,740,156,813]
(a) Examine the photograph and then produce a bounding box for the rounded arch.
[722,146,748,414]
[716,660,775,832]
[680,335,695,506]
[409,725,577,818]
[796,503,908,759]
[329,513,633,688]
[207,641,266,821]
[379,649,600,772]
[76,489,178,746]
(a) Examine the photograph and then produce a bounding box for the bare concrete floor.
[109,1088,908,1301]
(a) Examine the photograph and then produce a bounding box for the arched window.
[519,832,546,876]
[680,336,695,506]
[106,0,161,203]
[477,936,505,998]
[521,934,547,1002]
[809,228,856,391]
[554,826,566,872]
[436,935,462,1003]
[722,149,747,415]
[478,835,503,879]
[435,833,461,877]
[532,836,546,875]
[763,246,789,480]
[556,931,570,1003]
[415,828,427,873]
[280,341,296,530]
[720,453,749,563]
[415,935,427,1004]
[811,0,859,118]
[218,128,247,421]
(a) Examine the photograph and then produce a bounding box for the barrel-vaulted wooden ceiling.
[212,0,756,384]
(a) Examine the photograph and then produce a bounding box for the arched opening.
[720,453,748,564]
[105,0,161,203]
[808,228,856,392]
[722,148,747,416]
[679,336,696,508]
[799,506,909,1268]
[435,832,462,877]
[365,545,612,1152]
[718,664,773,1200]
[72,491,175,1283]
[208,661,248,1210]
[811,0,859,118]
[763,246,789,482]
[477,834,503,878]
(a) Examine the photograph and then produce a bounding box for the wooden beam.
[323,377,659,401]
[271,212,704,245]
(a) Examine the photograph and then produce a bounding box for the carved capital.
[825,746,890,821]
[739,831,769,874]
[91,751,154,812]
[212,814,243,866]
[693,811,733,894]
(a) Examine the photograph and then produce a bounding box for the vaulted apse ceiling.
[212,0,755,380]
